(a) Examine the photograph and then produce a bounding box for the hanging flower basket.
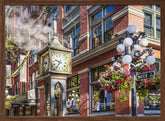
[98,65,135,102]
[135,62,160,103]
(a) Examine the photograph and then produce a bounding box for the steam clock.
[37,36,72,116]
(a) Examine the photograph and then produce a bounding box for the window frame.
[66,75,80,115]
[90,5,114,49]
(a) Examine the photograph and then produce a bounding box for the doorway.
[54,82,63,116]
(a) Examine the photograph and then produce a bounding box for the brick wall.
[57,6,63,37]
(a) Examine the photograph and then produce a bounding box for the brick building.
[6,5,160,116]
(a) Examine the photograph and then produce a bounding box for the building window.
[22,82,26,93]
[14,83,17,95]
[30,50,37,65]
[90,62,115,113]
[66,26,80,56]
[156,16,160,38]
[64,5,74,14]
[47,6,57,28]
[66,75,80,114]
[143,5,160,39]
[90,5,114,49]
[91,64,108,82]
[67,75,80,89]
[15,81,20,95]
[156,5,160,11]
[144,11,154,37]
[91,83,115,112]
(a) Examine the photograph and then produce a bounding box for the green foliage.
[5,95,15,109]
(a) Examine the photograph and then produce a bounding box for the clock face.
[52,54,67,71]
[51,51,71,73]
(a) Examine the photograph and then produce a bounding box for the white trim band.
[78,68,90,74]
[112,6,145,22]
[79,32,90,42]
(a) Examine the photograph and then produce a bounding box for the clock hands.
[55,59,62,69]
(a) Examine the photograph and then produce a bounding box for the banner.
[6,65,12,86]
[20,55,27,82]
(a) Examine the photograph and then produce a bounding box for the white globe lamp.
[133,44,141,52]
[123,37,133,47]
[139,38,148,47]
[117,44,125,53]
[127,25,137,34]
[122,55,132,64]
[146,55,156,65]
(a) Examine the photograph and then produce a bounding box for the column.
[79,6,90,54]
[78,68,90,116]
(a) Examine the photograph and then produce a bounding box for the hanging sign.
[6,65,12,86]
[20,55,27,82]
[137,71,155,80]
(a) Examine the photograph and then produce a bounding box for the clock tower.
[37,35,72,116]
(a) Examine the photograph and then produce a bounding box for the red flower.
[113,91,116,94]
[129,69,132,72]
[144,83,149,87]
[114,66,119,70]
[128,86,130,88]
[144,66,149,70]
[137,57,141,60]
[140,68,143,70]
[149,65,153,68]
[107,65,111,69]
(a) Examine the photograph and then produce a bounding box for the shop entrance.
[54,82,63,116]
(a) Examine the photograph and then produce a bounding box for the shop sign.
[137,71,155,80]
[28,89,36,99]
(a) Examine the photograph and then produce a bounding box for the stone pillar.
[78,68,90,116]
[79,6,90,54]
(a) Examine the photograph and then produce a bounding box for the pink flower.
[98,79,101,83]
[107,73,111,76]
[116,80,121,84]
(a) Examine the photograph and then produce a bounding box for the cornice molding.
[112,6,145,22]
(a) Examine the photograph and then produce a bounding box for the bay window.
[90,5,114,49]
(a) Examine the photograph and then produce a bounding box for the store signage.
[137,71,155,80]
[28,89,36,99]
[20,55,27,82]
[6,65,12,86]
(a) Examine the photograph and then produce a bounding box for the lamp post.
[113,25,156,116]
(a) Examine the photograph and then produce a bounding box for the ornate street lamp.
[114,25,156,116]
